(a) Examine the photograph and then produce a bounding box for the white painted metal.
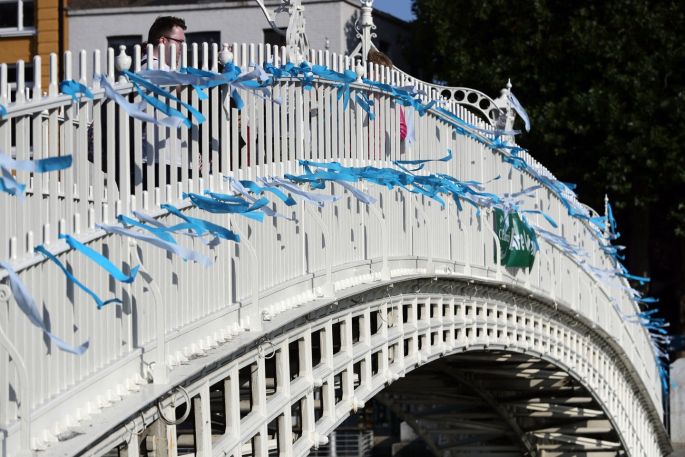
[0,41,668,457]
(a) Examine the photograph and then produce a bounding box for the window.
[263,28,286,47]
[185,31,220,47]
[6,62,34,93]
[107,35,143,53]
[0,0,35,34]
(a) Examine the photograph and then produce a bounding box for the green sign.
[494,208,537,269]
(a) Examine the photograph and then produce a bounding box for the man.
[140,16,189,184]
[144,16,186,69]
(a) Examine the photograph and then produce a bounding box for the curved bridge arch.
[63,278,666,457]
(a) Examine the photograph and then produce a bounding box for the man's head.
[367,49,394,68]
[147,16,186,65]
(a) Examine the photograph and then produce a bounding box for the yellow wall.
[0,37,33,63]
[0,0,67,89]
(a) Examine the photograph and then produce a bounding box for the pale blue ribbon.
[393,149,452,172]
[224,177,296,220]
[161,204,240,242]
[0,151,72,198]
[0,167,23,197]
[118,214,177,244]
[184,192,268,222]
[0,261,90,354]
[60,80,94,103]
[131,210,219,247]
[258,176,342,207]
[34,244,122,309]
[234,178,296,206]
[60,234,139,283]
[97,75,184,128]
[124,70,206,127]
[509,92,531,132]
[0,152,72,173]
[98,223,212,267]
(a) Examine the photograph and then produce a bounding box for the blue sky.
[371,0,415,22]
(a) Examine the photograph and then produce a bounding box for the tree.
[409,0,685,337]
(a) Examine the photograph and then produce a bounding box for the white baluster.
[92,49,101,88]
[79,50,87,84]
[107,47,115,82]
[202,42,209,71]
[15,60,25,104]
[211,42,218,72]
[32,56,41,101]
[133,44,141,73]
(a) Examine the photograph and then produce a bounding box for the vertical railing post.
[348,0,377,63]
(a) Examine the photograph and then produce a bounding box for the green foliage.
[410,0,685,332]
[411,0,685,221]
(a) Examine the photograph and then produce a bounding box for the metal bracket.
[368,201,391,281]
[230,221,261,330]
[413,195,435,275]
[0,284,31,456]
[482,208,503,281]
[303,204,335,298]
[129,240,168,384]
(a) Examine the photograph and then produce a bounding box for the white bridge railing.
[0,42,663,455]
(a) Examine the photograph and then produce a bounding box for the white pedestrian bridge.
[0,18,673,457]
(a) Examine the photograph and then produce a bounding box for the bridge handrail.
[0,41,663,455]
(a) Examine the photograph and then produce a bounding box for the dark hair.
[367,49,394,68]
[147,16,187,45]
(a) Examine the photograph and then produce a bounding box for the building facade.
[66,0,410,68]
[0,0,68,89]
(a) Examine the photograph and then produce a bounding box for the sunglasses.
[164,36,185,44]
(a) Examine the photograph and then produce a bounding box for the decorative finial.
[355,60,366,82]
[493,79,516,132]
[219,43,233,65]
[115,45,131,73]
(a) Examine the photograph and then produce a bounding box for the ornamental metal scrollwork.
[285,0,310,62]
[255,0,310,61]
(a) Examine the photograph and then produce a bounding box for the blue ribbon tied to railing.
[60,80,94,103]
[0,261,90,354]
[0,151,72,198]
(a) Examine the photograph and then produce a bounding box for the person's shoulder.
[141,55,164,70]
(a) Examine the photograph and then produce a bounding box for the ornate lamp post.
[350,0,378,63]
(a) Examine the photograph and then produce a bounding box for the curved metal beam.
[376,392,443,457]
[254,0,287,37]
[439,366,537,456]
